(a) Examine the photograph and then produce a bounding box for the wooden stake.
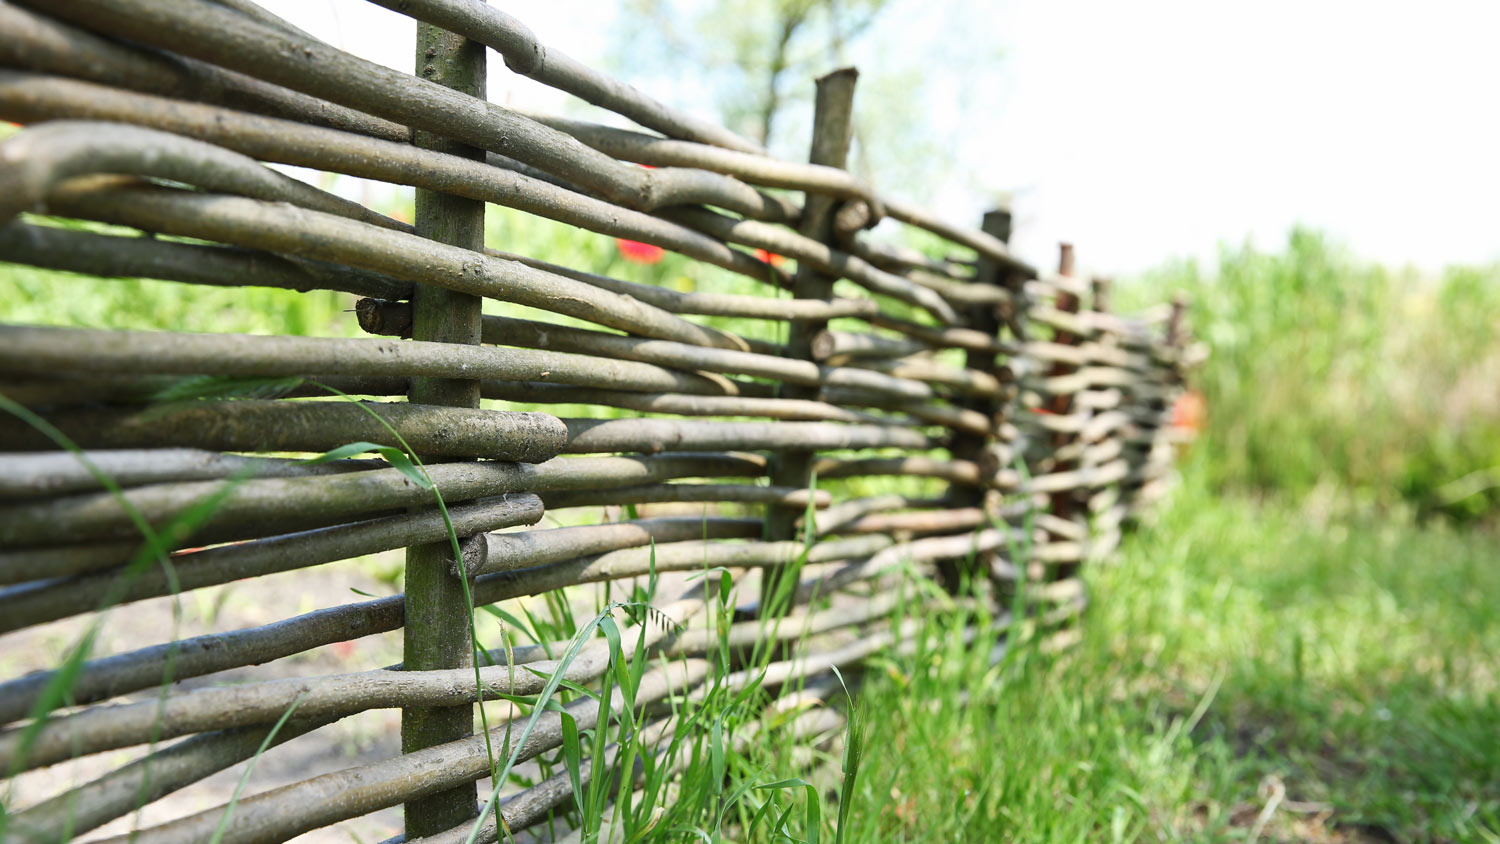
[766,67,859,556]
[402,16,486,836]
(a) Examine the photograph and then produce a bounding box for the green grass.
[1123,228,1500,519]
[838,457,1500,844]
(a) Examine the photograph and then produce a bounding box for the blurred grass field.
[1129,228,1500,518]
[2,216,1497,842]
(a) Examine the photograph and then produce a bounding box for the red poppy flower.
[1172,390,1207,432]
[616,239,665,264]
[754,248,786,267]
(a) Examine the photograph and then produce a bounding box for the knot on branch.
[355,297,413,338]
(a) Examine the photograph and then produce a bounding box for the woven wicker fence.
[0,1,1196,841]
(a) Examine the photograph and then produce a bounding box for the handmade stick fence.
[0,2,1197,841]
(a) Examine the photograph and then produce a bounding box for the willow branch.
[663,589,905,656]
[0,71,796,270]
[541,482,828,511]
[665,207,960,324]
[1,574,742,772]
[466,516,763,576]
[487,249,876,321]
[559,418,932,455]
[867,312,1015,355]
[0,491,770,725]
[358,300,934,401]
[37,179,751,352]
[823,507,989,536]
[29,0,768,217]
[883,197,1034,276]
[362,0,760,153]
[0,400,567,461]
[523,111,878,211]
[0,495,542,632]
[0,324,749,397]
[821,387,991,435]
[850,356,1007,399]
[812,456,984,486]
[810,330,930,362]
[477,381,904,425]
[0,449,381,500]
[848,237,973,279]
[3,714,345,844]
[0,221,410,300]
[0,2,407,142]
[0,121,400,231]
[800,527,1021,600]
[0,452,766,546]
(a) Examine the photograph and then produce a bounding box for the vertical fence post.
[1083,275,1121,559]
[942,207,1015,589]
[1025,242,1087,583]
[1167,292,1188,349]
[1046,242,1081,527]
[1091,275,1111,314]
[765,68,859,561]
[401,19,486,838]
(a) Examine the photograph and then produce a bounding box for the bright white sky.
[260,0,1500,277]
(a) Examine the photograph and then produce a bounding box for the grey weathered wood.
[0,400,566,461]
[357,300,935,400]
[0,71,789,276]
[35,181,753,351]
[25,0,772,217]
[0,220,410,300]
[0,495,543,632]
[401,17,487,831]
[0,453,767,546]
[361,0,764,154]
[0,325,748,396]
[0,2,407,141]
[767,68,861,551]
[0,120,400,230]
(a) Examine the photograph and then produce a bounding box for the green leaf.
[830,667,864,844]
[480,606,541,650]
[302,441,431,489]
[711,717,726,792]
[150,375,305,403]
[559,711,585,820]
[747,793,779,838]
[770,803,797,840]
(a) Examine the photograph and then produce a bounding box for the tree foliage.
[608,0,1008,202]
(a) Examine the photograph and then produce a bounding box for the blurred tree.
[614,0,890,146]
[608,0,1008,203]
